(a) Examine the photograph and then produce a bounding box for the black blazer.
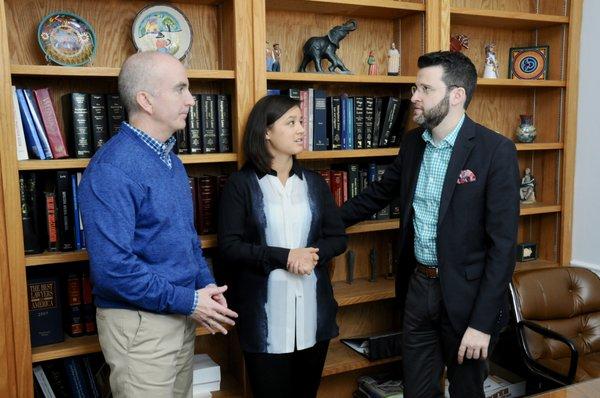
[217,162,347,352]
[341,115,520,335]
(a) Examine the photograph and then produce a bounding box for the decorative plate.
[37,12,96,66]
[132,4,193,60]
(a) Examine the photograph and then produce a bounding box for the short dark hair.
[417,51,477,109]
[243,95,300,173]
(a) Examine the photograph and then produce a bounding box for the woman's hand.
[287,247,319,275]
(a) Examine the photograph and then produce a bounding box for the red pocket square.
[457,169,476,184]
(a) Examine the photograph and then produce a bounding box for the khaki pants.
[96,307,196,398]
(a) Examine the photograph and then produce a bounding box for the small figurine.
[298,19,357,73]
[520,168,536,204]
[387,43,400,76]
[346,250,356,284]
[367,50,378,75]
[516,114,537,143]
[266,41,275,72]
[483,43,499,78]
[450,34,469,52]
[271,43,281,72]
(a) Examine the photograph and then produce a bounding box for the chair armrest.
[517,320,579,385]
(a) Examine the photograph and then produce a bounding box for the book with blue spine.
[347,97,354,150]
[23,88,53,158]
[340,93,348,149]
[16,88,46,159]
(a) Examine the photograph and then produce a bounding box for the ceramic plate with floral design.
[37,12,96,66]
[132,4,193,60]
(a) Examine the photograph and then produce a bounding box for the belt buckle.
[418,264,438,279]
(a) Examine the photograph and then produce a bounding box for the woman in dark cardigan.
[218,95,347,397]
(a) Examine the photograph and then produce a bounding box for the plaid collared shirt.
[125,122,176,169]
[412,114,465,266]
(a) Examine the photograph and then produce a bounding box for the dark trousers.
[402,271,498,398]
[243,340,329,398]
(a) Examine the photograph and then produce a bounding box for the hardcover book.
[28,275,63,347]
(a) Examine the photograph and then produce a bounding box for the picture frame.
[509,45,549,80]
[517,242,538,262]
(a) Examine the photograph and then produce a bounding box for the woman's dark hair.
[243,95,300,173]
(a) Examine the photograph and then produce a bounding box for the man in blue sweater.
[79,51,238,398]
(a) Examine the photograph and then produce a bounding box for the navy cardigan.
[217,162,347,352]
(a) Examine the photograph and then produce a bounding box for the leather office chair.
[510,266,600,385]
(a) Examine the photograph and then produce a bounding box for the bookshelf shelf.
[11,65,236,80]
[451,7,569,29]
[520,203,562,216]
[333,277,395,307]
[297,148,398,160]
[515,259,559,273]
[346,219,400,234]
[266,0,424,19]
[32,325,230,363]
[267,71,416,84]
[516,143,563,151]
[322,340,400,377]
[476,78,566,87]
[25,235,218,266]
[18,154,238,170]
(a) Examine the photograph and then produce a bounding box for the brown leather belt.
[416,263,439,279]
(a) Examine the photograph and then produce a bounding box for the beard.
[414,93,450,131]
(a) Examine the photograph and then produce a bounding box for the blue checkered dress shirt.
[413,114,465,266]
[125,122,176,169]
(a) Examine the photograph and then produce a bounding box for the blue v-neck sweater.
[78,125,214,315]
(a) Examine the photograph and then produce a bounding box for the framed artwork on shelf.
[509,45,549,80]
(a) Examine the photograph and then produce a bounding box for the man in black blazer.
[340,51,520,397]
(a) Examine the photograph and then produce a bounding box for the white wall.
[572,0,600,273]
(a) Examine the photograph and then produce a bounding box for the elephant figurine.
[298,19,357,73]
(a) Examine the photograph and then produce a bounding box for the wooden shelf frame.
[450,7,569,29]
[18,153,238,170]
[25,235,218,267]
[11,65,236,80]
[322,340,400,377]
[476,78,566,87]
[265,0,424,19]
[333,277,395,306]
[267,72,416,84]
[297,148,398,160]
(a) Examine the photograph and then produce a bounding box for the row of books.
[268,88,411,151]
[28,267,96,348]
[174,94,233,154]
[13,87,233,161]
[318,163,400,220]
[353,372,404,398]
[20,171,85,254]
[33,353,110,398]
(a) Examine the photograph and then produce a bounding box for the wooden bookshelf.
[333,278,395,306]
[265,0,424,19]
[321,340,400,377]
[476,78,566,87]
[296,148,398,160]
[516,143,563,151]
[18,153,238,170]
[25,234,218,266]
[451,7,569,29]
[515,259,559,273]
[346,219,400,234]
[267,71,416,84]
[520,203,562,216]
[11,65,236,80]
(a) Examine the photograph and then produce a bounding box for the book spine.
[20,173,41,254]
[16,88,46,159]
[81,271,96,335]
[372,97,382,148]
[45,192,58,252]
[330,170,344,207]
[327,96,341,150]
[348,164,360,199]
[364,96,375,149]
[200,94,218,153]
[70,93,92,158]
[23,89,53,159]
[376,165,390,219]
[28,276,63,347]
[63,357,90,398]
[33,365,57,398]
[216,94,232,153]
[308,88,314,151]
[106,94,125,137]
[340,94,348,150]
[379,97,400,147]
[33,88,69,158]
[354,96,365,149]
[76,172,85,249]
[196,176,217,234]
[313,90,328,150]
[188,95,202,153]
[300,90,309,150]
[347,97,354,150]
[56,171,75,251]
[81,356,100,398]
[70,175,81,250]
[89,94,109,151]
[176,129,189,154]
[12,86,30,160]
[65,272,84,337]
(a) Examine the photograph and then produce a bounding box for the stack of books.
[192,354,221,398]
